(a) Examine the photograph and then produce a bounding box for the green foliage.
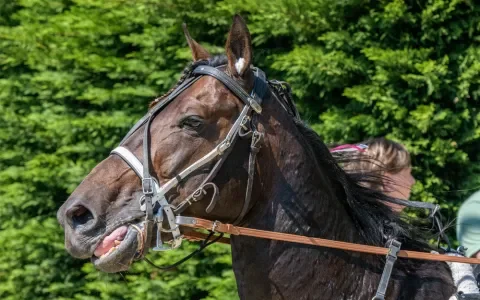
[1,0,479,299]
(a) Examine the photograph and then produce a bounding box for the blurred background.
[1,0,479,299]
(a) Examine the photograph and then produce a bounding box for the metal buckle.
[240,115,251,131]
[248,97,262,114]
[386,239,401,259]
[152,209,183,251]
[211,220,220,232]
[152,210,169,251]
[457,245,467,256]
[142,177,154,195]
[175,216,197,226]
[218,141,231,154]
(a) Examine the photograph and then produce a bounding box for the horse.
[57,15,456,299]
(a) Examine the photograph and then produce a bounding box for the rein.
[177,217,480,265]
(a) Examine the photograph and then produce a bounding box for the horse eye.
[180,115,205,130]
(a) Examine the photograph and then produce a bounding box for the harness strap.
[233,130,263,225]
[173,142,235,215]
[175,216,480,265]
[142,114,155,251]
[372,239,402,300]
[380,198,452,249]
[452,292,480,300]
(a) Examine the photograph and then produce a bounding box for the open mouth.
[91,224,141,273]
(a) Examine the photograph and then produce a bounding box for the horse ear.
[225,14,252,78]
[183,23,210,61]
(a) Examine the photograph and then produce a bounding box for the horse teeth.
[101,247,117,258]
[114,240,121,246]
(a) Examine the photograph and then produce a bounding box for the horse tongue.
[94,226,128,257]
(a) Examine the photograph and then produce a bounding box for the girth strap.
[372,239,402,300]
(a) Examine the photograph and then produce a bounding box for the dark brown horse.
[57,15,456,299]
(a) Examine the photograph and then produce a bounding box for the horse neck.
[229,102,455,300]
[230,106,374,299]
[246,106,365,242]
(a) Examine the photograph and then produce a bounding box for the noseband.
[110,63,270,256]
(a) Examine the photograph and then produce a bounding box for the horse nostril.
[68,205,95,229]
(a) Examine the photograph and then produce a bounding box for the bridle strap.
[173,143,234,215]
[175,216,480,265]
[111,147,144,178]
[192,66,263,113]
[232,130,263,224]
[142,112,155,249]
[118,75,202,146]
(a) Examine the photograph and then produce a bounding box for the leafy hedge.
[1,0,479,299]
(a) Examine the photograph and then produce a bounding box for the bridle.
[110,62,273,255]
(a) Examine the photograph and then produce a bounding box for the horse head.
[57,15,282,273]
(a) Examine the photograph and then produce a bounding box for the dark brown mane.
[292,119,436,251]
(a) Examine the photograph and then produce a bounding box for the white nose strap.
[111,147,150,183]
[111,146,182,250]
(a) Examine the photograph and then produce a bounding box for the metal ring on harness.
[130,223,146,259]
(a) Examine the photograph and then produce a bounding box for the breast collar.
[109,63,268,255]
